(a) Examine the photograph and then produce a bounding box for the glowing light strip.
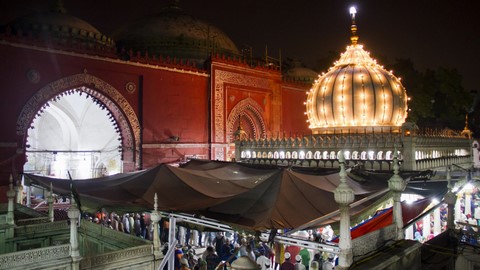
[361,73,366,125]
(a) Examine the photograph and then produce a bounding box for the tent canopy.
[24,160,446,231]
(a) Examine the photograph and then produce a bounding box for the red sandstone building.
[0,1,314,198]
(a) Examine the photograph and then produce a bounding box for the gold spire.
[461,113,472,139]
[349,7,359,45]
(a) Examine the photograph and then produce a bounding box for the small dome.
[4,2,115,52]
[114,1,239,66]
[306,44,408,134]
[284,60,317,84]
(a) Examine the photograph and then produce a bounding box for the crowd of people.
[164,232,338,270]
[81,210,338,270]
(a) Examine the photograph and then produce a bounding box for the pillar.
[68,195,82,269]
[47,183,55,222]
[465,189,472,217]
[151,193,162,258]
[433,207,441,235]
[6,175,15,226]
[15,179,23,204]
[334,151,354,270]
[168,215,177,270]
[444,167,456,230]
[388,150,406,240]
[26,185,31,207]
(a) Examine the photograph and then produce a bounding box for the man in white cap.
[280,252,294,270]
[294,255,306,270]
[321,254,334,270]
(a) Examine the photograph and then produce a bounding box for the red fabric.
[333,208,393,243]
[332,197,433,242]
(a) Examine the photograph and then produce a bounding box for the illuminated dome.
[114,1,239,66]
[306,8,408,134]
[4,2,115,52]
[284,60,317,84]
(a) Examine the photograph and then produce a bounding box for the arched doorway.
[227,98,266,142]
[17,73,140,177]
[226,98,266,161]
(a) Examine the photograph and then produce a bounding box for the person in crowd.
[175,245,184,270]
[280,252,294,270]
[128,213,135,235]
[205,246,221,270]
[221,238,236,266]
[122,213,130,234]
[256,249,269,270]
[321,254,334,270]
[180,258,191,270]
[294,255,306,270]
[311,253,323,268]
[214,232,226,258]
[134,213,142,237]
[298,247,311,270]
[285,245,300,266]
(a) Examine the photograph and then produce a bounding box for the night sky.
[2,0,478,91]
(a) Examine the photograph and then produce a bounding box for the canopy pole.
[168,215,177,270]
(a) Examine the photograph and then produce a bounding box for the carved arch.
[227,98,266,142]
[16,73,141,171]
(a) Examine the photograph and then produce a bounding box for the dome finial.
[349,6,358,45]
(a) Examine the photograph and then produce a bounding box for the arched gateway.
[16,72,141,173]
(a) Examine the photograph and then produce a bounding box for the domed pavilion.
[306,7,408,134]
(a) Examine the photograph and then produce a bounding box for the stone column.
[168,215,177,270]
[433,207,441,235]
[15,179,23,204]
[47,183,55,222]
[151,193,162,258]
[465,189,472,217]
[334,151,354,270]
[444,167,456,230]
[26,185,31,207]
[68,195,81,269]
[388,150,406,240]
[7,175,15,226]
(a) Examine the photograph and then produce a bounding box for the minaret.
[388,149,406,240]
[334,151,354,269]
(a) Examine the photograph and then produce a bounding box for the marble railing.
[80,244,154,269]
[15,220,69,236]
[0,244,70,269]
[16,216,50,226]
[81,221,149,246]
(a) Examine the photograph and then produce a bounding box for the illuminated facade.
[235,7,472,171]
[0,2,311,197]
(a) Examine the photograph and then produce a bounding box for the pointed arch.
[16,73,141,171]
[227,97,266,142]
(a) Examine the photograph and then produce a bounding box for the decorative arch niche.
[16,73,141,172]
[227,98,266,142]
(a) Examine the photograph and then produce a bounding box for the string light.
[305,7,408,133]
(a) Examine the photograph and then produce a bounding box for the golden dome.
[305,8,408,134]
